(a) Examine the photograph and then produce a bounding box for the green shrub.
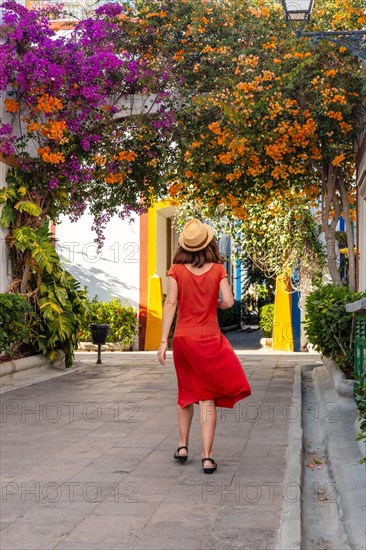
[79,298,138,345]
[0,293,32,356]
[303,284,366,377]
[355,380,366,464]
[259,303,275,337]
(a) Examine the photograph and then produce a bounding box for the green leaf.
[0,186,17,204]
[14,201,42,217]
[54,285,68,306]
[13,227,36,252]
[0,204,16,228]
[32,243,55,274]
[39,301,63,314]
[49,314,74,340]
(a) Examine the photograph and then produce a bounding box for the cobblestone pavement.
[0,350,320,550]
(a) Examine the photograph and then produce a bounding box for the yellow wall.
[272,274,294,352]
[144,199,174,350]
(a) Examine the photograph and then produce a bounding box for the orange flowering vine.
[4,98,19,113]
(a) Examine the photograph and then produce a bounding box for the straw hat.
[178,219,214,252]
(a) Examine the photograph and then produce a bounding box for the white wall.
[0,88,12,293]
[0,160,11,293]
[56,213,140,307]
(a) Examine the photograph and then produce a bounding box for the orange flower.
[27,122,41,133]
[93,155,107,166]
[41,120,67,141]
[173,50,185,62]
[4,98,19,113]
[333,154,345,166]
[202,45,215,54]
[310,147,322,160]
[218,152,233,165]
[262,38,276,50]
[38,147,65,164]
[36,95,63,113]
[325,69,338,78]
[339,121,352,133]
[327,110,343,121]
[146,11,167,18]
[105,173,125,184]
[168,182,182,197]
[330,94,347,105]
[117,151,137,162]
[208,121,221,134]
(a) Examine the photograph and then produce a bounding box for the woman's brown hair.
[172,238,225,268]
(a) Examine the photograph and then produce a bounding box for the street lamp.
[281,0,366,60]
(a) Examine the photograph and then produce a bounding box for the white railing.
[6,1,106,20]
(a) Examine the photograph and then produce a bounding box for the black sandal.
[174,446,188,463]
[202,457,217,474]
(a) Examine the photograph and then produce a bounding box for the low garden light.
[281,0,366,59]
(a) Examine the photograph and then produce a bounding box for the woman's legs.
[199,400,217,467]
[176,403,194,456]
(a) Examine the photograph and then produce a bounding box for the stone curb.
[0,351,65,377]
[312,364,366,550]
[77,342,133,352]
[0,354,49,376]
[320,355,354,398]
[320,355,365,455]
[0,361,94,394]
[276,363,302,550]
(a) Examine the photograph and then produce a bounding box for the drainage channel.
[301,366,350,550]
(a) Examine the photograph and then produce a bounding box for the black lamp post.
[281,0,366,60]
[89,323,110,364]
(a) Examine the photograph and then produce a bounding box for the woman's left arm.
[157,276,178,366]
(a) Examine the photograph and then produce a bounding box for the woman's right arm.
[218,276,234,309]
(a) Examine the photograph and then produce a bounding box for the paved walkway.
[0,349,320,549]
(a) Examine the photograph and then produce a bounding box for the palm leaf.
[14,201,42,217]
[0,204,16,228]
[0,186,17,203]
[13,227,36,252]
[32,243,59,273]
[49,314,74,340]
[39,301,63,315]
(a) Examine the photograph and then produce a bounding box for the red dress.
[167,262,252,408]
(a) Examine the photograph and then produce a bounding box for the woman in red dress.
[157,219,251,473]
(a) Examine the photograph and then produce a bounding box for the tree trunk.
[337,175,355,290]
[20,260,30,295]
[322,164,342,286]
[323,221,342,285]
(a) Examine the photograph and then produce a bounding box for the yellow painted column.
[144,274,163,350]
[144,199,172,350]
[272,274,294,352]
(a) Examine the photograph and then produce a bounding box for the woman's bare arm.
[157,276,178,366]
[217,276,234,309]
